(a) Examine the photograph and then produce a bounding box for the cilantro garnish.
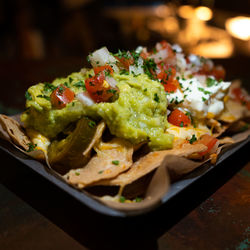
[73,80,86,90]
[27,143,37,152]
[142,58,157,79]
[44,82,56,92]
[112,160,119,165]
[154,93,160,103]
[120,69,129,75]
[198,87,211,95]
[107,89,117,94]
[206,77,217,87]
[25,91,32,101]
[36,95,50,101]
[135,197,142,202]
[98,170,104,174]
[119,196,126,203]
[75,172,80,176]
[88,121,96,128]
[180,121,184,127]
[188,134,197,144]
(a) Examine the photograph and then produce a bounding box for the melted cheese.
[167,123,211,141]
[26,128,50,153]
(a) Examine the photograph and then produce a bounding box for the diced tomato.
[211,66,225,80]
[115,54,134,70]
[168,109,191,127]
[51,85,75,109]
[159,40,176,58]
[232,87,250,110]
[198,65,225,81]
[94,65,114,76]
[140,51,149,60]
[163,82,178,92]
[85,71,118,103]
[156,64,179,92]
[195,134,218,156]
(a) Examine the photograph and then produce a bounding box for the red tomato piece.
[163,82,177,92]
[115,55,134,70]
[85,72,117,103]
[51,85,75,109]
[232,87,250,110]
[94,65,114,76]
[168,109,191,127]
[211,66,225,80]
[159,40,175,59]
[195,134,218,156]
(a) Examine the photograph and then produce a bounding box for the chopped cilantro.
[142,58,157,79]
[98,170,104,174]
[202,97,207,102]
[58,86,64,95]
[36,95,50,101]
[73,80,86,90]
[119,196,126,203]
[154,93,160,103]
[180,121,184,127]
[25,91,32,101]
[198,87,211,95]
[75,172,80,176]
[112,160,119,165]
[64,82,70,88]
[107,89,117,94]
[120,69,129,75]
[44,82,56,92]
[27,143,37,152]
[188,134,197,144]
[135,197,142,202]
[88,121,96,128]
[206,77,217,87]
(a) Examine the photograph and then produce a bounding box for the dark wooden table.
[0,58,249,250]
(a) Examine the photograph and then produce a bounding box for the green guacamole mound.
[21,72,90,138]
[21,70,173,150]
[88,74,173,150]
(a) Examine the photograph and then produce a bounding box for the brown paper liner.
[0,114,249,212]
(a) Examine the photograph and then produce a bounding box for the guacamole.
[21,70,173,150]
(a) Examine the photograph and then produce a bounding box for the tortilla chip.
[219,137,235,144]
[97,143,207,187]
[65,138,134,188]
[0,114,31,151]
[83,121,106,157]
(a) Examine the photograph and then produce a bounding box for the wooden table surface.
[0,58,249,250]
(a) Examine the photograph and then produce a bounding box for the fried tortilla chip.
[97,143,207,187]
[0,114,31,151]
[65,138,134,188]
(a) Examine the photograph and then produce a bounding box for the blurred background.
[0,0,250,114]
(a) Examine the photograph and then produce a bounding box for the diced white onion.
[150,49,168,63]
[129,57,144,75]
[88,47,119,73]
[105,76,117,88]
[76,92,95,106]
[172,44,182,53]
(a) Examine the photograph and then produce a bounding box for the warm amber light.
[178,5,194,19]
[195,6,213,21]
[226,16,250,40]
[164,17,179,33]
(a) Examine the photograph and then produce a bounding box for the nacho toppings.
[1,39,247,204]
